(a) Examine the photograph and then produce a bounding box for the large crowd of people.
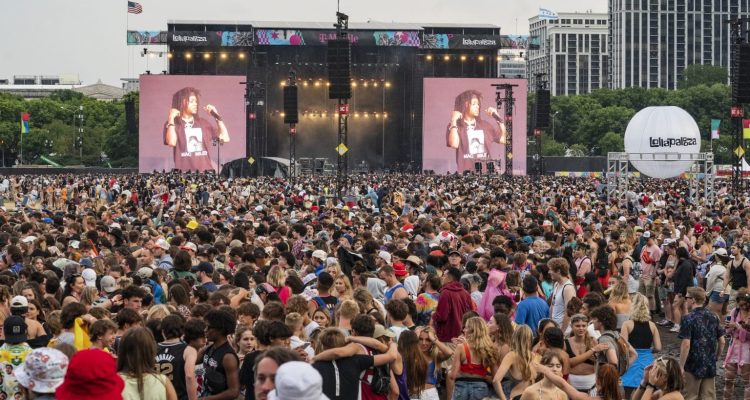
[0,171,746,400]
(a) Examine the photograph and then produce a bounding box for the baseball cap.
[10,295,28,309]
[378,250,392,265]
[181,242,198,252]
[191,261,214,274]
[154,238,170,250]
[82,268,97,287]
[311,249,327,261]
[137,267,153,279]
[712,248,729,258]
[405,255,423,268]
[79,258,93,268]
[100,275,117,294]
[372,324,396,339]
[393,261,408,277]
[643,231,651,239]
[56,349,124,400]
[15,347,68,393]
[4,315,27,344]
[268,361,329,400]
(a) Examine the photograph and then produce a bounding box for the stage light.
[478,55,485,61]
[383,113,389,119]
[364,112,369,118]
[363,81,369,87]
[334,112,339,117]
[460,55,467,61]
[426,54,433,61]
[280,112,286,118]
[326,81,331,87]
[443,55,450,61]
[167,53,173,59]
[280,80,286,87]
[203,53,211,60]
[238,53,246,59]
[373,81,379,87]
[220,53,228,60]
[303,81,308,87]
[385,81,391,88]
[375,112,380,118]
[314,81,321,87]
[496,55,502,61]
[351,81,358,88]
[185,52,192,59]
[322,112,327,117]
[354,113,360,118]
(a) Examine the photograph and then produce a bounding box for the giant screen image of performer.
[422,78,527,175]
[139,75,246,173]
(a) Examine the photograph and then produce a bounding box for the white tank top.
[552,280,573,325]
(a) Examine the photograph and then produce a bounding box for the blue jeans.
[453,380,491,400]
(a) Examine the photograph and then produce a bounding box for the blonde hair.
[337,299,360,320]
[267,266,286,288]
[146,304,171,321]
[464,317,501,368]
[609,279,629,303]
[334,274,353,299]
[80,287,100,307]
[629,293,651,322]
[510,325,534,381]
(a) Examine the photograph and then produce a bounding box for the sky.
[0,0,605,87]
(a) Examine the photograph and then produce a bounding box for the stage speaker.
[534,89,550,128]
[283,86,298,124]
[327,39,351,99]
[738,43,750,104]
[125,99,137,134]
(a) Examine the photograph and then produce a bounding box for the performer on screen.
[446,89,507,173]
[164,87,230,171]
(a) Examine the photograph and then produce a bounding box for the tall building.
[609,0,750,90]
[528,12,610,95]
[498,49,527,78]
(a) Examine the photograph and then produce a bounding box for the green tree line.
[0,90,138,167]
[535,65,746,164]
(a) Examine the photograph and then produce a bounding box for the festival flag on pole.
[710,119,721,139]
[127,1,143,14]
[744,119,750,140]
[20,112,29,134]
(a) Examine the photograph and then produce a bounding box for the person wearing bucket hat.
[268,361,329,400]
[15,347,69,399]
[56,349,124,400]
[0,315,31,396]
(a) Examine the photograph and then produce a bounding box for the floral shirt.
[0,342,32,398]
[679,307,724,378]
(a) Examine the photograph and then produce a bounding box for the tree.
[598,131,624,155]
[572,106,635,149]
[568,144,588,157]
[541,134,566,156]
[677,65,728,89]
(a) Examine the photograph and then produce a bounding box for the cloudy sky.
[1,0,604,87]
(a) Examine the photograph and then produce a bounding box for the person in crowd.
[630,357,685,400]
[415,326,453,399]
[706,248,731,318]
[253,347,305,400]
[519,349,567,400]
[514,275,549,334]
[606,278,631,330]
[549,257,576,332]
[722,287,750,400]
[201,309,239,399]
[679,287,725,400]
[491,325,536,400]
[621,293,661,397]
[157,314,198,400]
[448,316,501,400]
[118,326,178,400]
[565,313,605,393]
[433,267,474,342]
[57,348,125,400]
[15,347,69,400]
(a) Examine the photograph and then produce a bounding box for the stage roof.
[167,20,501,31]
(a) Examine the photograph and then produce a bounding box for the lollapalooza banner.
[167,31,254,47]
[422,34,507,50]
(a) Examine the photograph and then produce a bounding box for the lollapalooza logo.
[648,137,697,148]
[462,38,497,46]
[172,35,207,42]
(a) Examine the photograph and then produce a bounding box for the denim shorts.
[709,290,728,304]
[453,379,491,400]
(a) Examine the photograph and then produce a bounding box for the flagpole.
[19,113,23,166]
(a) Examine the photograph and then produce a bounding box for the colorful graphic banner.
[127,31,167,45]
[21,112,29,134]
[744,119,750,140]
[254,29,420,47]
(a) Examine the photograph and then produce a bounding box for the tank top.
[628,321,653,349]
[426,361,437,385]
[459,343,488,376]
[564,338,594,365]
[731,257,748,290]
[396,359,409,400]
[157,341,188,400]
[202,341,238,396]
[385,283,405,302]
[120,373,168,400]
[552,281,573,325]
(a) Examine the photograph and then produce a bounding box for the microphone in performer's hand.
[487,108,503,122]
[208,109,222,121]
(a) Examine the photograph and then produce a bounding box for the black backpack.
[596,253,610,277]
[369,363,391,395]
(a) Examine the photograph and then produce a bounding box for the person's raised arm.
[535,363,595,400]
[165,108,179,147]
[313,342,360,362]
[347,336,388,353]
[446,111,462,149]
[372,342,398,366]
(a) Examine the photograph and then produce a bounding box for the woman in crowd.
[519,349,567,400]
[621,293,662,397]
[169,284,192,319]
[61,274,85,305]
[488,312,513,359]
[706,248,731,318]
[538,362,622,400]
[333,273,354,302]
[607,278,631,330]
[565,313,603,393]
[312,308,331,328]
[234,324,256,366]
[630,357,684,400]
[723,287,750,399]
[118,326,177,400]
[416,326,453,399]
[266,266,291,305]
[448,316,501,400]
[399,329,430,400]
[492,325,536,400]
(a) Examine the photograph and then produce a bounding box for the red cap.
[712,225,722,232]
[429,249,445,257]
[693,224,704,234]
[393,261,408,277]
[57,349,124,400]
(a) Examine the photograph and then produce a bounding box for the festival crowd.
[0,172,747,400]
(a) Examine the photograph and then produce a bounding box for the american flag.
[127,1,142,14]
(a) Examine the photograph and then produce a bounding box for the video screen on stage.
[422,78,527,175]
[139,75,247,173]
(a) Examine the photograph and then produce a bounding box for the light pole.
[60,106,84,162]
[212,138,224,175]
[552,111,560,141]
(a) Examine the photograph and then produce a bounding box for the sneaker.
[657,319,672,326]
[670,324,681,333]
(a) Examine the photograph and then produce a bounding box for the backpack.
[596,253,609,277]
[600,332,630,376]
[369,362,391,395]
